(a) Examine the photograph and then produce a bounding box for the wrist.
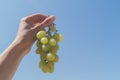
[12,39,31,56]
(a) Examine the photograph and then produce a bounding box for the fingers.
[40,15,55,28]
[21,14,48,23]
[33,15,55,31]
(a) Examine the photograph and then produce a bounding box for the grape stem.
[47,26,52,37]
[47,23,58,37]
[53,23,58,33]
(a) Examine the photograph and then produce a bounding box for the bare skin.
[0,14,55,80]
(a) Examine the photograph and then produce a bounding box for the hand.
[14,14,55,55]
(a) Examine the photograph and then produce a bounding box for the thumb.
[34,15,55,31]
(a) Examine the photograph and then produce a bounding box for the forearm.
[0,14,55,80]
[0,40,28,80]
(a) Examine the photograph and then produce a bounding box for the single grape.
[48,61,54,67]
[47,61,54,73]
[40,53,47,61]
[50,44,59,54]
[59,34,63,42]
[49,38,57,47]
[36,41,42,48]
[49,64,54,73]
[36,48,42,54]
[42,65,49,73]
[54,54,59,62]
[40,37,48,45]
[50,25,56,32]
[42,44,50,52]
[36,31,46,39]
[53,33,59,41]
[46,53,56,61]
[39,61,44,68]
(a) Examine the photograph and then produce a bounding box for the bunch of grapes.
[35,24,63,73]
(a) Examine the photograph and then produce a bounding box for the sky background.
[0,0,120,80]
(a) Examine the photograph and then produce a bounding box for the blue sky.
[0,0,120,80]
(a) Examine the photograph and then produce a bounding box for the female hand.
[15,14,55,55]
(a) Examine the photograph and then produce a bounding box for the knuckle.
[20,17,27,22]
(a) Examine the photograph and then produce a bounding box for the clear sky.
[0,0,120,80]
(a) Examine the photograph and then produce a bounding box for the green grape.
[48,63,54,73]
[49,66,54,73]
[47,61,54,73]
[42,65,49,73]
[42,44,50,52]
[48,61,54,67]
[36,48,42,54]
[46,53,55,61]
[40,37,48,44]
[50,44,59,54]
[49,38,57,47]
[40,53,47,61]
[36,31,46,39]
[54,54,59,62]
[59,34,63,42]
[50,25,56,32]
[36,41,42,48]
[39,61,44,68]
[41,61,50,73]
[53,33,59,41]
